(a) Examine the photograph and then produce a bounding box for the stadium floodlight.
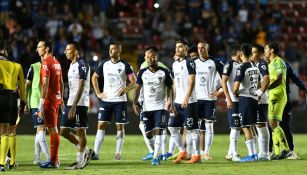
[154,3,159,8]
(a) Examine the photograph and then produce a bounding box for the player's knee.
[146,132,153,139]
[168,127,180,135]
[60,128,69,137]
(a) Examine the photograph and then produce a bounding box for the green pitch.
[8,134,307,175]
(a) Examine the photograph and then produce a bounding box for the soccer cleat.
[258,155,271,161]
[173,151,187,164]
[231,155,241,162]
[151,158,160,166]
[279,150,291,159]
[142,152,154,161]
[287,151,299,160]
[203,154,213,161]
[115,153,121,160]
[91,153,99,160]
[239,154,258,163]
[270,154,280,160]
[186,155,201,164]
[8,162,18,170]
[82,149,95,168]
[34,158,42,165]
[0,166,5,172]
[65,161,82,170]
[161,152,173,161]
[225,154,233,160]
[39,161,60,168]
[5,157,10,166]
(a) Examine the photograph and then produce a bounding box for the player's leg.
[7,94,18,169]
[40,104,61,168]
[142,111,154,161]
[93,101,111,160]
[139,111,154,160]
[256,104,270,160]
[60,106,79,145]
[114,102,128,160]
[185,103,200,163]
[203,100,216,160]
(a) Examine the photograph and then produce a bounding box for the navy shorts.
[60,106,88,129]
[143,110,167,132]
[31,108,45,128]
[168,103,198,130]
[198,100,216,130]
[98,101,128,124]
[257,104,268,124]
[239,96,258,127]
[227,102,241,128]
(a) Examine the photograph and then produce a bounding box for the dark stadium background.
[1,0,306,134]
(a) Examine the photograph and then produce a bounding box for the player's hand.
[181,97,189,108]
[24,104,29,112]
[133,103,141,116]
[97,92,108,100]
[226,98,233,109]
[68,105,76,120]
[210,91,222,98]
[18,101,26,117]
[118,88,127,96]
[254,89,264,97]
[37,98,45,119]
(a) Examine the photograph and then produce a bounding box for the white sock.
[139,122,154,153]
[77,151,85,164]
[37,131,50,161]
[245,139,255,156]
[168,133,176,154]
[191,130,200,156]
[154,135,162,158]
[116,130,125,154]
[204,123,214,155]
[229,129,240,156]
[186,130,192,157]
[161,129,167,154]
[168,127,185,152]
[35,133,41,160]
[94,130,105,157]
[252,136,257,155]
[257,126,269,156]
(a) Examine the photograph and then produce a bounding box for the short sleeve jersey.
[222,60,242,102]
[268,56,287,99]
[256,59,269,104]
[95,59,134,102]
[234,62,260,100]
[67,58,90,107]
[136,66,173,111]
[194,57,223,101]
[40,55,62,105]
[172,58,197,104]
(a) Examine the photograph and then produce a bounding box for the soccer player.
[138,46,170,161]
[133,48,173,165]
[0,40,26,171]
[233,44,259,162]
[92,42,136,160]
[168,39,200,164]
[222,44,242,162]
[25,61,50,165]
[37,39,64,168]
[251,44,270,161]
[264,41,291,159]
[195,40,224,160]
[60,42,93,169]
[280,61,307,159]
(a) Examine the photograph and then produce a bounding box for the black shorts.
[0,91,13,123]
[143,110,167,132]
[10,92,18,125]
[168,103,198,130]
[239,96,258,127]
[257,104,268,124]
[98,101,128,124]
[227,102,241,129]
[60,106,89,129]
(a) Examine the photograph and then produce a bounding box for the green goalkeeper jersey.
[268,56,287,100]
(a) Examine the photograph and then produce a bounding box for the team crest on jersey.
[236,70,241,76]
[200,77,206,83]
[190,62,195,68]
[261,65,267,70]
[118,68,122,73]
[208,66,212,70]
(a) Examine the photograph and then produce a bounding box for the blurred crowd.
[0,0,306,111]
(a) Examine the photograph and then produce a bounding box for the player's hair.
[176,39,189,46]
[145,46,158,53]
[267,41,279,54]
[37,38,53,53]
[240,43,252,57]
[110,41,122,47]
[229,44,241,57]
[252,43,264,54]
[197,40,209,50]
[188,45,197,54]
[68,41,81,53]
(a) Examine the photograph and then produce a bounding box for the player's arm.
[133,84,142,116]
[24,65,34,111]
[165,69,174,112]
[17,65,26,116]
[118,63,136,96]
[256,62,270,96]
[268,72,283,90]
[39,62,50,115]
[222,75,232,109]
[287,62,307,93]
[182,74,195,108]
[91,72,105,100]
[233,65,244,95]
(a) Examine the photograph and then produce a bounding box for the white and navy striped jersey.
[136,66,173,111]
[234,62,260,100]
[194,57,223,101]
[255,59,269,104]
[172,58,197,104]
[67,58,90,106]
[95,59,134,102]
[223,60,242,102]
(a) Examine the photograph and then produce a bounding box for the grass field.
[7,134,307,175]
